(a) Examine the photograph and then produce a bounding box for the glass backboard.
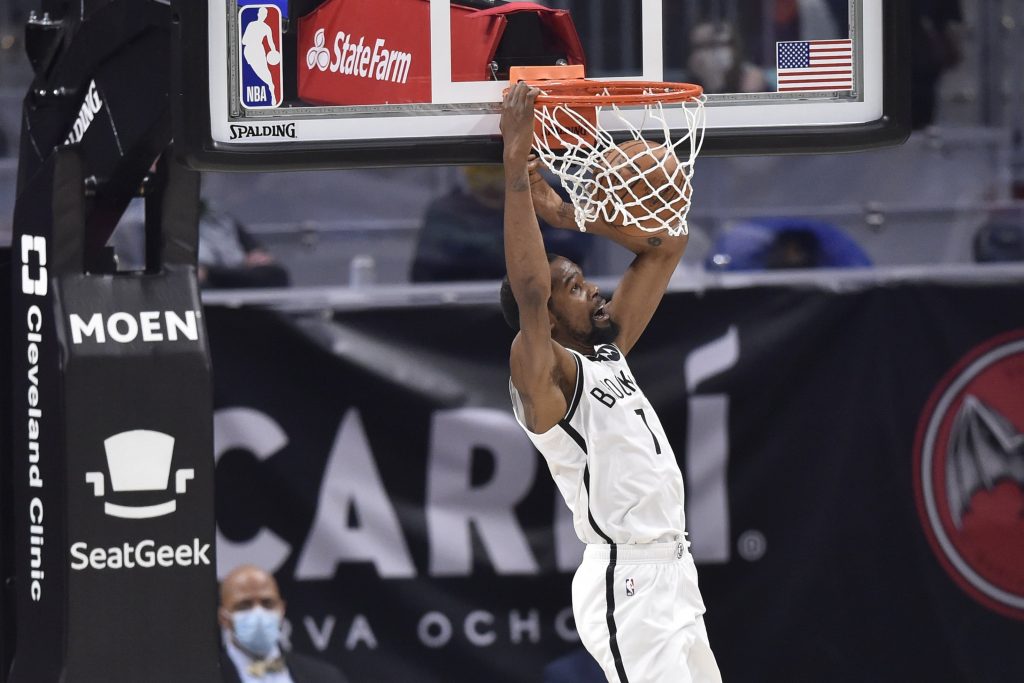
[172,0,910,170]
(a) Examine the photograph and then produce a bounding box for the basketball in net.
[508,66,705,238]
[594,139,693,236]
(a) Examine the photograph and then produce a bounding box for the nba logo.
[239,4,283,108]
[625,578,636,597]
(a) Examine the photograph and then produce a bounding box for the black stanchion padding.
[1,245,12,683]
[8,147,222,683]
[8,150,68,683]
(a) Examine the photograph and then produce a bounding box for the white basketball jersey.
[510,343,686,545]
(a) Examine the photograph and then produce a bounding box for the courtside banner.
[205,281,1024,683]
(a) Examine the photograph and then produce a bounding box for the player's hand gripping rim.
[500,82,540,165]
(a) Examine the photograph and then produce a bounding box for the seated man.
[107,197,290,288]
[411,165,591,282]
[198,201,291,289]
[973,219,1024,263]
[219,564,347,683]
[705,217,872,271]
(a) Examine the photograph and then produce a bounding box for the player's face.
[548,257,619,348]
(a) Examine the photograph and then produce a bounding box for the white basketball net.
[532,90,706,237]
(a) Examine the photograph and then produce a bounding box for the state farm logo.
[914,331,1024,620]
[84,430,194,519]
[305,27,412,84]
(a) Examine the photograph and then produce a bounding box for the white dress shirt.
[224,633,295,683]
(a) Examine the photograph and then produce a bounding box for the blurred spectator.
[774,0,842,43]
[908,0,964,129]
[109,197,290,288]
[543,647,604,683]
[705,218,872,271]
[219,564,346,683]
[410,165,591,282]
[829,0,964,128]
[102,155,290,285]
[973,220,1024,263]
[740,0,843,66]
[823,0,958,127]
[687,22,766,94]
[198,199,290,288]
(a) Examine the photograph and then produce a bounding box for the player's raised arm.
[501,83,573,433]
[527,161,688,356]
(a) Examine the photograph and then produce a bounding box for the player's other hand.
[527,154,570,228]
[500,82,539,164]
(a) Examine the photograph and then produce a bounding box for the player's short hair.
[499,253,561,331]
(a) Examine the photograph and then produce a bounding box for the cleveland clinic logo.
[85,430,194,519]
[21,235,47,296]
[914,331,1024,620]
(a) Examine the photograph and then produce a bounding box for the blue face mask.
[232,607,282,658]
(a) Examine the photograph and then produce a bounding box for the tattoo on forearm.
[557,203,573,220]
[647,236,663,247]
[510,174,530,192]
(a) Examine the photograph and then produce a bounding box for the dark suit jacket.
[220,649,347,683]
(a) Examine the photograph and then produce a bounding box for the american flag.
[776,39,854,92]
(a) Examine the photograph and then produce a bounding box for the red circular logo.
[914,330,1024,620]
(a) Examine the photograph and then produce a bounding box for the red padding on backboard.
[297,0,584,106]
[469,2,586,68]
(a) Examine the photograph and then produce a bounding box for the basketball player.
[500,82,722,683]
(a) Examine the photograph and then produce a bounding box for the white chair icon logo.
[85,430,194,519]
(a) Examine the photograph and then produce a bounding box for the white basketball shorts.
[572,540,722,683]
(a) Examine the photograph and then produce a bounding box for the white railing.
[201,262,1024,313]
